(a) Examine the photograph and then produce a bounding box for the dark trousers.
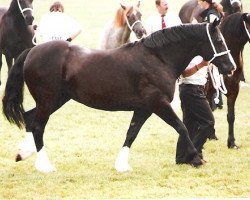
[176,84,215,163]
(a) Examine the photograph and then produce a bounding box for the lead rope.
[208,64,227,104]
[205,23,236,104]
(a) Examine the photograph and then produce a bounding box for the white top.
[36,12,81,43]
[180,56,208,86]
[145,12,182,35]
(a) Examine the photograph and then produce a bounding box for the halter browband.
[17,0,33,18]
[206,23,236,69]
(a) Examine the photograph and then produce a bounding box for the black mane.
[142,23,208,48]
[220,12,244,38]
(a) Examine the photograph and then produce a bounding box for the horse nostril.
[25,16,34,25]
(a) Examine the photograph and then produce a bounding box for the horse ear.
[137,1,140,8]
[211,18,220,30]
[120,3,126,10]
[242,13,250,22]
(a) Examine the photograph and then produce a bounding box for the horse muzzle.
[25,15,34,25]
[134,28,147,39]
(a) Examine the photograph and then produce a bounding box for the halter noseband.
[125,18,142,32]
[17,0,33,18]
[206,23,236,69]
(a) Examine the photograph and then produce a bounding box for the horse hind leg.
[16,108,38,162]
[13,107,54,173]
[115,110,151,172]
[5,54,13,75]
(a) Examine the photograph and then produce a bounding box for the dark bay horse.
[206,13,250,148]
[98,1,146,49]
[2,22,236,173]
[0,0,34,85]
[179,0,243,23]
[179,0,249,149]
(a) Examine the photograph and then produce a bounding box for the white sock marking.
[35,147,56,173]
[115,146,133,172]
[17,132,36,160]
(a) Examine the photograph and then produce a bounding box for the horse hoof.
[228,144,240,149]
[16,154,22,162]
[35,162,57,173]
[115,162,133,173]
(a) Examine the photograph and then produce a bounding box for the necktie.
[161,15,166,29]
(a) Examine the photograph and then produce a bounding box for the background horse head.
[98,1,146,49]
[2,22,236,173]
[0,0,34,85]
[221,0,243,17]
[179,0,243,23]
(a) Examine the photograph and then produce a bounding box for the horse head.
[200,20,236,75]
[17,0,34,25]
[242,13,250,43]
[120,1,146,39]
[229,0,242,13]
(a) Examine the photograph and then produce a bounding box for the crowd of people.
[32,0,237,166]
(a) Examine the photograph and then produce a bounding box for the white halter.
[17,0,33,18]
[125,17,143,32]
[243,19,250,40]
[206,23,236,68]
[206,23,236,104]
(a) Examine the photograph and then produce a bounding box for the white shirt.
[180,56,208,86]
[36,12,81,43]
[145,12,182,35]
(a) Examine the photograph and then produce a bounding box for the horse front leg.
[227,85,240,149]
[154,100,203,167]
[115,109,151,172]
[0,54,2,85]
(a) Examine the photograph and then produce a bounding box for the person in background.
[145,0,182,113]
[34,1,81,43]
[145,0,182,35]
[176,0,223,164]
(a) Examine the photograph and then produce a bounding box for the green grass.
[0,0,250,199]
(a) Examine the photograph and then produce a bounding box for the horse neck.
[221,16,248,55]
[119,26,131,44]
[152,42,199,78]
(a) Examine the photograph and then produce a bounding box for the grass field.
[0,0,250,199]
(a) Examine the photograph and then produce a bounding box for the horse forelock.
[143,24,207,48]
[114,6,134,28]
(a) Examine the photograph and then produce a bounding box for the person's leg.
[176,85,198,164]
[191,87,215,156]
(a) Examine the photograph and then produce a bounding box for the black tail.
[2,48,32,128]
